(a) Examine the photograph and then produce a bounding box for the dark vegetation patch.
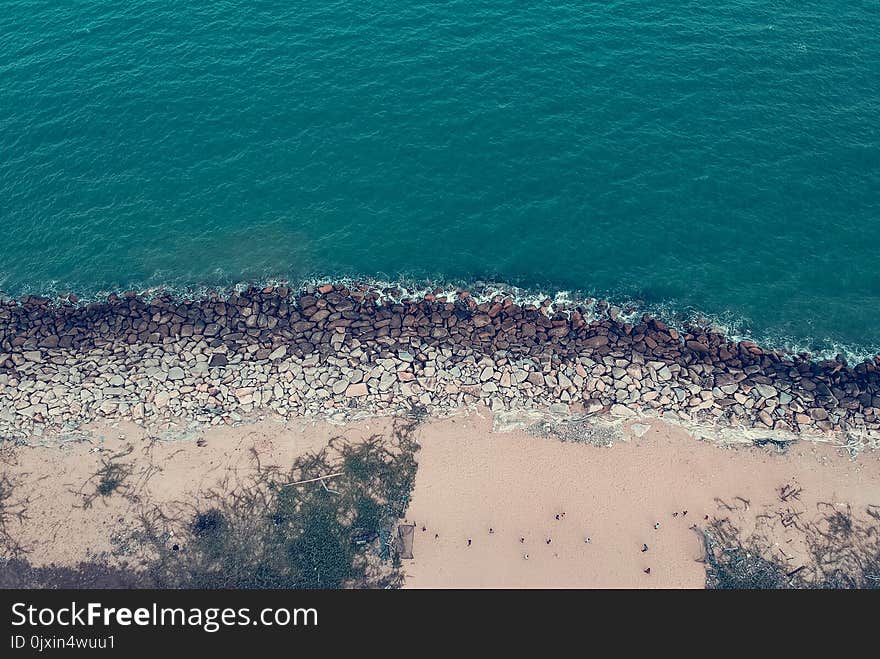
[3,419,419,589]
[0,445,31,559]
[701,503,880,589]
[75,444,139,509]
[0,559,152,589]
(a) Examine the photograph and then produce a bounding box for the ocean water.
[1,2,879,359]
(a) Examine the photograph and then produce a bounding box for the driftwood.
[282,472,344,487]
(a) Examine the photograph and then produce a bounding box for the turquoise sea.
[1,2,879,359]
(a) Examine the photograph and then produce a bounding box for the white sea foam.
[2,275,878,366]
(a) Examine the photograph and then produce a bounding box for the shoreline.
[4,277,879,365]
[1,282,879,447]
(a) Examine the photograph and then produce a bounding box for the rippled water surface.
[1,2,879,356]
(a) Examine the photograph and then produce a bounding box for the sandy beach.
[404,411,880,587]
[3,408,878,588]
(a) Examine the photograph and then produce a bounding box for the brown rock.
[310,309,330,322]
[345,383,368,397]
[527,372,545,387]
[583,335,609,349]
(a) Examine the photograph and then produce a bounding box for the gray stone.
[21,403,48,419]
[610,404,636,418]
[378,373,397,392]
[630,423,651,438]
[755,383,777,399]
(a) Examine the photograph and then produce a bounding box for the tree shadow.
[701,502,880,589]
[3,418,420,590]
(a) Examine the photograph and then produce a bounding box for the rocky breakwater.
[1,284,879,445]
